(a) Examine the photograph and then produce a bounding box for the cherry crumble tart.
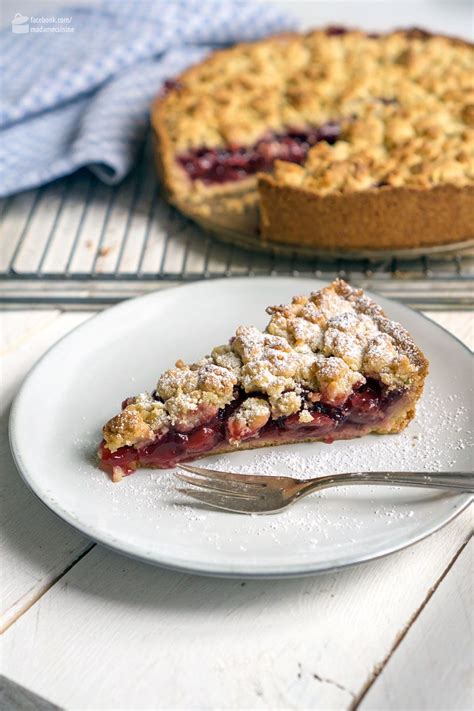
[152,28,473,250]
[98,280,428,481]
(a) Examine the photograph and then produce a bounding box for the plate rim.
[8,277,474,578]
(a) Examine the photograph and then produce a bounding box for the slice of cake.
[98,280,429,480]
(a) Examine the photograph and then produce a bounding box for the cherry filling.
[177,123,341,184]
[99,379,407,476]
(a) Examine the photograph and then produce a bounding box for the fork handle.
[297,471,474,496]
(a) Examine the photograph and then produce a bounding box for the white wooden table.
[0,306,472,710]
[0,1,473,706]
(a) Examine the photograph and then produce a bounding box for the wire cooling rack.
[1,145,473,309]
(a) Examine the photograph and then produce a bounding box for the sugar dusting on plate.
[79,382,471,549]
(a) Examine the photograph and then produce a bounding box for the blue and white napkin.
[0,1,296,197]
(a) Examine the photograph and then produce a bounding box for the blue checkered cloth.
[0,1,296,197]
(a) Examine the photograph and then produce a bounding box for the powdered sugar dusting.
[77,380,472,555]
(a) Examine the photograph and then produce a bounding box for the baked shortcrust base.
[98,280,428,480]
[152,27,474,250]
[258,179,474,250]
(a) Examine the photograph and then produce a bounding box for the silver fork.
[175,464,474,514]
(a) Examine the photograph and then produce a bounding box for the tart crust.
[151,28,474,250]
[258,179,474,250]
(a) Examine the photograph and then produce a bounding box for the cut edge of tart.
[98,280,429,481]
[151,27,474,248]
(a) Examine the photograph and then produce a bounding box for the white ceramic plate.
[10,278,473,578]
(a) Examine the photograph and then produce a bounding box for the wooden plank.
[0,311,94,633]
[0,311,60,354]
[359,538,473,710]
[0,189,39,272]
[1,508,470,710]
[40,174,94,275]
[423,311,474,351]
[11,185,68,275]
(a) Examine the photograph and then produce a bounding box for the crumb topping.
[227,397,271,443]
[156,29,474,192]
[102,280,428,450]
[312,354,364,406]
[156,361,237,433]
[103,393,170,452]
[322,311,379,371]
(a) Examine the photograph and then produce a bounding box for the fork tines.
[174,463,273,513]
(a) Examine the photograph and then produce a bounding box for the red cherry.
[187,426,220,452]
[99,442,138,465]
[99,442,139,476]
[284,411,334,430]
[309,412,335,429]
[347,387,383,423]
[177,123,341,185]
